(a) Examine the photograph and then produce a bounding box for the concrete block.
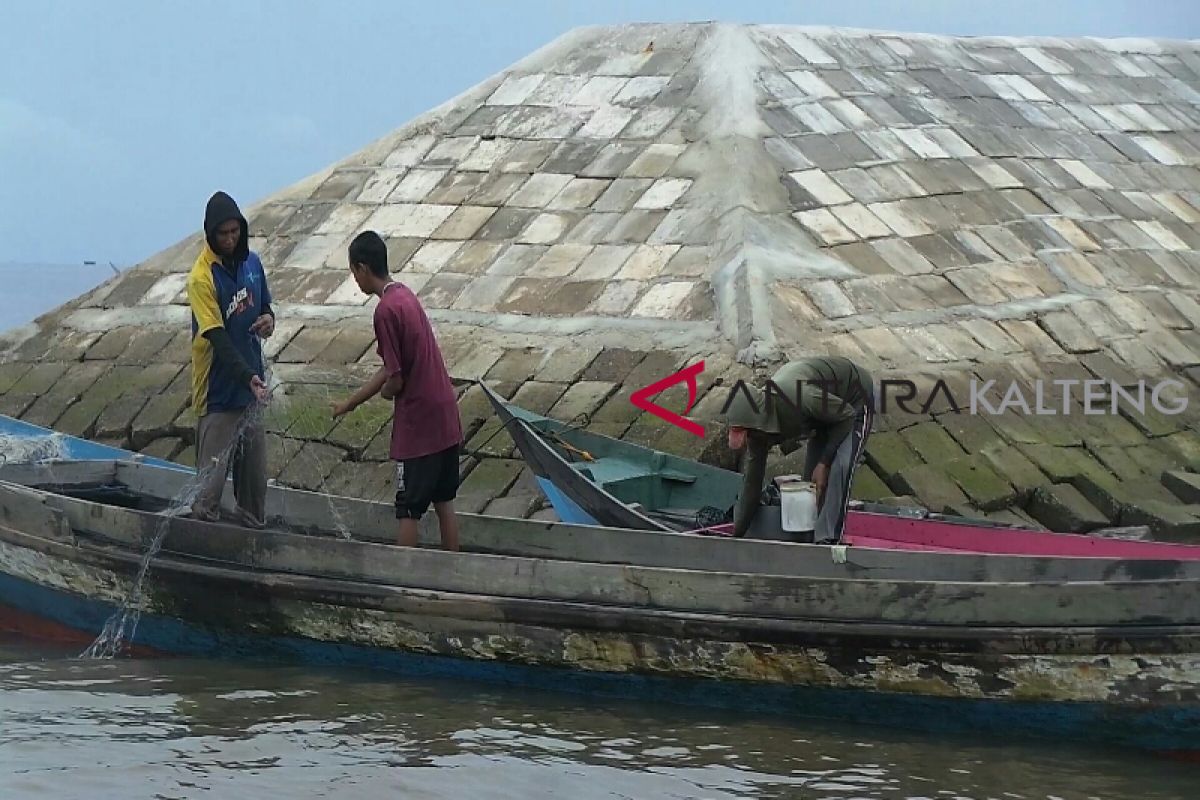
[621,412,674,449]
[864,431,922,483]
[0,392,34,420]
[486,347,548,384]
[1121,501,1200,541]
[1022,415,1086,448]
[1163,470,1200,504]
[277,442,346,492]
[117,328,177,366]
[510,381,568,415]
[1018,444,1113,486]
[314,329,377,365]
[1119,407,1186,438]
[326,400,392,452]
[650,423,711,462]
[1026,484,1110,532]
[458,458,524,500]
[939,413,1007,454]
[140,437,184,461]
[448,344,504,383]
[9,363,70,395]
[465,417,515,460]
[1125,445,1185,478]
[0,363,32,394]
[38,329,103,363]
[581,348,647,382]
[899,422,968,465]
[276,327,340,364]
[456,381,517,442]
[52,365,144,437]
[535,345,604,384]
[418,274,472,309]
[892,464,971,513]
[1072,473,1180,521]
[850,465,893,503]
[266,435,304,479]
[1090,446,1150,482]
[271,388,341,440]
[484,495,540,520]
[101,272,162,307]
[946,456,1017,511]
[130,375,190,449]
[979,446,1052,495]
[324,461,396,503]
[94,397,150,441]
[590,386,645,428]
[1161,431,1200,471]
[547,381,617,425]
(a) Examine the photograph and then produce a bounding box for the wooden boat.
[0,458,1199,754]
[482,383,1200,561]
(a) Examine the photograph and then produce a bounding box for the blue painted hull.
[0,414,189,472]
[1,569,1197,756]
[535,476,599,526]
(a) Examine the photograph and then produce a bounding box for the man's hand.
[812,462,829,509]
[331,399,355,419]
[250,314,275,339]
[727,425,748,451]
[250,375,271,404]
[381,374,404,401]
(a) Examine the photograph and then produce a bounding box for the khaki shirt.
[725,357,873,536]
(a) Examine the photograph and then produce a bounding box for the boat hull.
[2,533,1199,755]
[1,506,1199,756]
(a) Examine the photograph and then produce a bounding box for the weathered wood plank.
[4,460,1197,586]
[2,528,1198,715]
[26,489,1200,627]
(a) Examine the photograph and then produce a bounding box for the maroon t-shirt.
[374,282,463,460]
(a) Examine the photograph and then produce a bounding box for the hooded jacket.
[204,191,251,266]
[187,191,274,416]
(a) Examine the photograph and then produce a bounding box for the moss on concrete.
[850,466,892,502]
[893,464,970,513]
[946,455,1016,511]
[1026,484,1109,532]
[900,421,968,465]
[864,431,922,483]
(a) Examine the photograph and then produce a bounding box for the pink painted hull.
[843,512,1200,561]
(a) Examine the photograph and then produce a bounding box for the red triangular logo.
[629,360,705,438]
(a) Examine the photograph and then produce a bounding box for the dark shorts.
[395,443,460,519]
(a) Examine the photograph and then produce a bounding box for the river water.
[0,635,1194,799]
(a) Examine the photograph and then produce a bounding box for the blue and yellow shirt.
[187,242,272,416]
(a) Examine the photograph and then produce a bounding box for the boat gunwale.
[5,477,1200,630]
[4,519,1200,656]
[6,461,1200,583]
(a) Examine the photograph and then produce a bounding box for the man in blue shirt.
[187,191,274,527]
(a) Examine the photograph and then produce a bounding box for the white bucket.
[778,480,818,533]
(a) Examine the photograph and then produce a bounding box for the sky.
[0,0,1197,273]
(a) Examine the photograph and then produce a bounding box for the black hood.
[204,191,249,266]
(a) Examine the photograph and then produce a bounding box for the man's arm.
[798,384,857,468]
[204,329,256,387]
[250,262,276,337]
[189,270,256,387]
[732,434,769,538]
[380,373,404,400]
[374,307,405,401]
[333,367,388,417]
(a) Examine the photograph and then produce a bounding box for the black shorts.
[395,444,460,519]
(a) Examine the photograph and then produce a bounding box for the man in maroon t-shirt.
[332,230,463,551]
